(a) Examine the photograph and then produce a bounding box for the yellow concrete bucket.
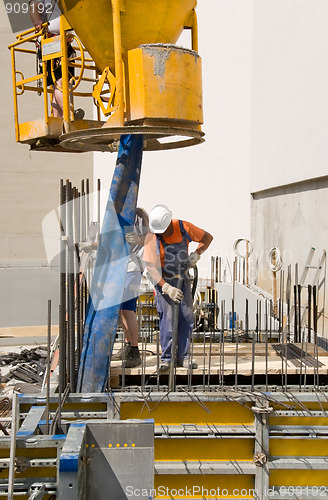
[58,0,205,152]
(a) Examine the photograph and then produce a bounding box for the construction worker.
[144,205,213,373]
[112,208,149,368]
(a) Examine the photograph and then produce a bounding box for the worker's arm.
[146,264,183,303]
[146,263,165,288]
[195,230,213,256]
[29,1,45,32]
[187,230,213,268]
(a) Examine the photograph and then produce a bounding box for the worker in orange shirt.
[143,205,213,373]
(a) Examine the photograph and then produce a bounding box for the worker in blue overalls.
[144,205,213,373]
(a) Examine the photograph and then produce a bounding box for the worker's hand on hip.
[187,251,200,268]
[162,283,184,303]
[125,232,141,245]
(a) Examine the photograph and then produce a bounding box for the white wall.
[251,0,328,192]
[94,0,254,279]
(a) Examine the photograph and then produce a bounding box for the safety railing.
[8,17,101,143]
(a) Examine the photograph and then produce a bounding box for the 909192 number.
[278,486,328,497]
[5,2,53,15]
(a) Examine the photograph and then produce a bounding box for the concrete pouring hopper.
[9,0,204,152]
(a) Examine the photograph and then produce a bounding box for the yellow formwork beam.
[270,416,328,426]
[155,437,254,461]
[120,401,254,424]
[270,438,328,457]
[270,470,328,487]
[154,475,255,499]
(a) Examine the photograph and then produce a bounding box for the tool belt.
[162,273,180,279]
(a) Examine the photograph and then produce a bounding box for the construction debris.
[0,346,47,387]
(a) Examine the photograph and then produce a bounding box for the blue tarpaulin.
[77,134,143,393]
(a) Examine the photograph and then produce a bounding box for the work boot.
[177,359,198,369]
[124,346,141,368]
[112,343,131,360]
[158,362,170,374]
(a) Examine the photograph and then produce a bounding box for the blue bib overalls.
[155,221,195,364]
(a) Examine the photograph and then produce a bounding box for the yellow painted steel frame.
[8,19,95,146]
[4,391,328,499]
[8,3,202,151]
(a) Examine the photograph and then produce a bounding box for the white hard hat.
[149,205,172,233]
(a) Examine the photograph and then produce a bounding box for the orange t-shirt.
[143,219,205,268]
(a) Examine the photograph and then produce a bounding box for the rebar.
[59,180,67,393]
[46,299,51,435]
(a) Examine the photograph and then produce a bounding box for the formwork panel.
[120,401,254,424]
[270,470,328,487]
[154,475,255,499]
[270,437,328,456]
[155,437,254,461]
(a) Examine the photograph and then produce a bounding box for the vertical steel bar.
[245,298,249,343]
[304,326,308,390]
[202,292,207,390]
[235,304,238,389]
[46,299,51,435]
[8,393,18,500]
[220,300,225,386]
[313,286,319,388]
[246,240,249,286]
[75,189,81,367]
[59,181,67,393]
[141,314,146,390]
[252,301,257,391]
[210,256,214,288]
[298,284,302,344]
[231,298,235,343]
[269,300,273,342]
[280,270,284,342]
[208,289,214,388]
[156,323,160,390]
[67,180,76,392]
[294,285,298,343]
[258,301,262,343]
[299,326,304,391]
[286,265,291,343]
[308,284,312,343]
[97,178,101,226]
[265,300,269,392]
[188,325,195,391]
[81,180,86,241]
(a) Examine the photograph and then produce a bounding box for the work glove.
[125,232,142,245]
[162,283,184,303]
[78,241,93,253]
[187,251,201,268]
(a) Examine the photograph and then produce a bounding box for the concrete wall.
[0,3,93,326]
[250,1,328,335]
[251,178,328,335]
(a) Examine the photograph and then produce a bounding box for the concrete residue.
[140,43,199,78]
